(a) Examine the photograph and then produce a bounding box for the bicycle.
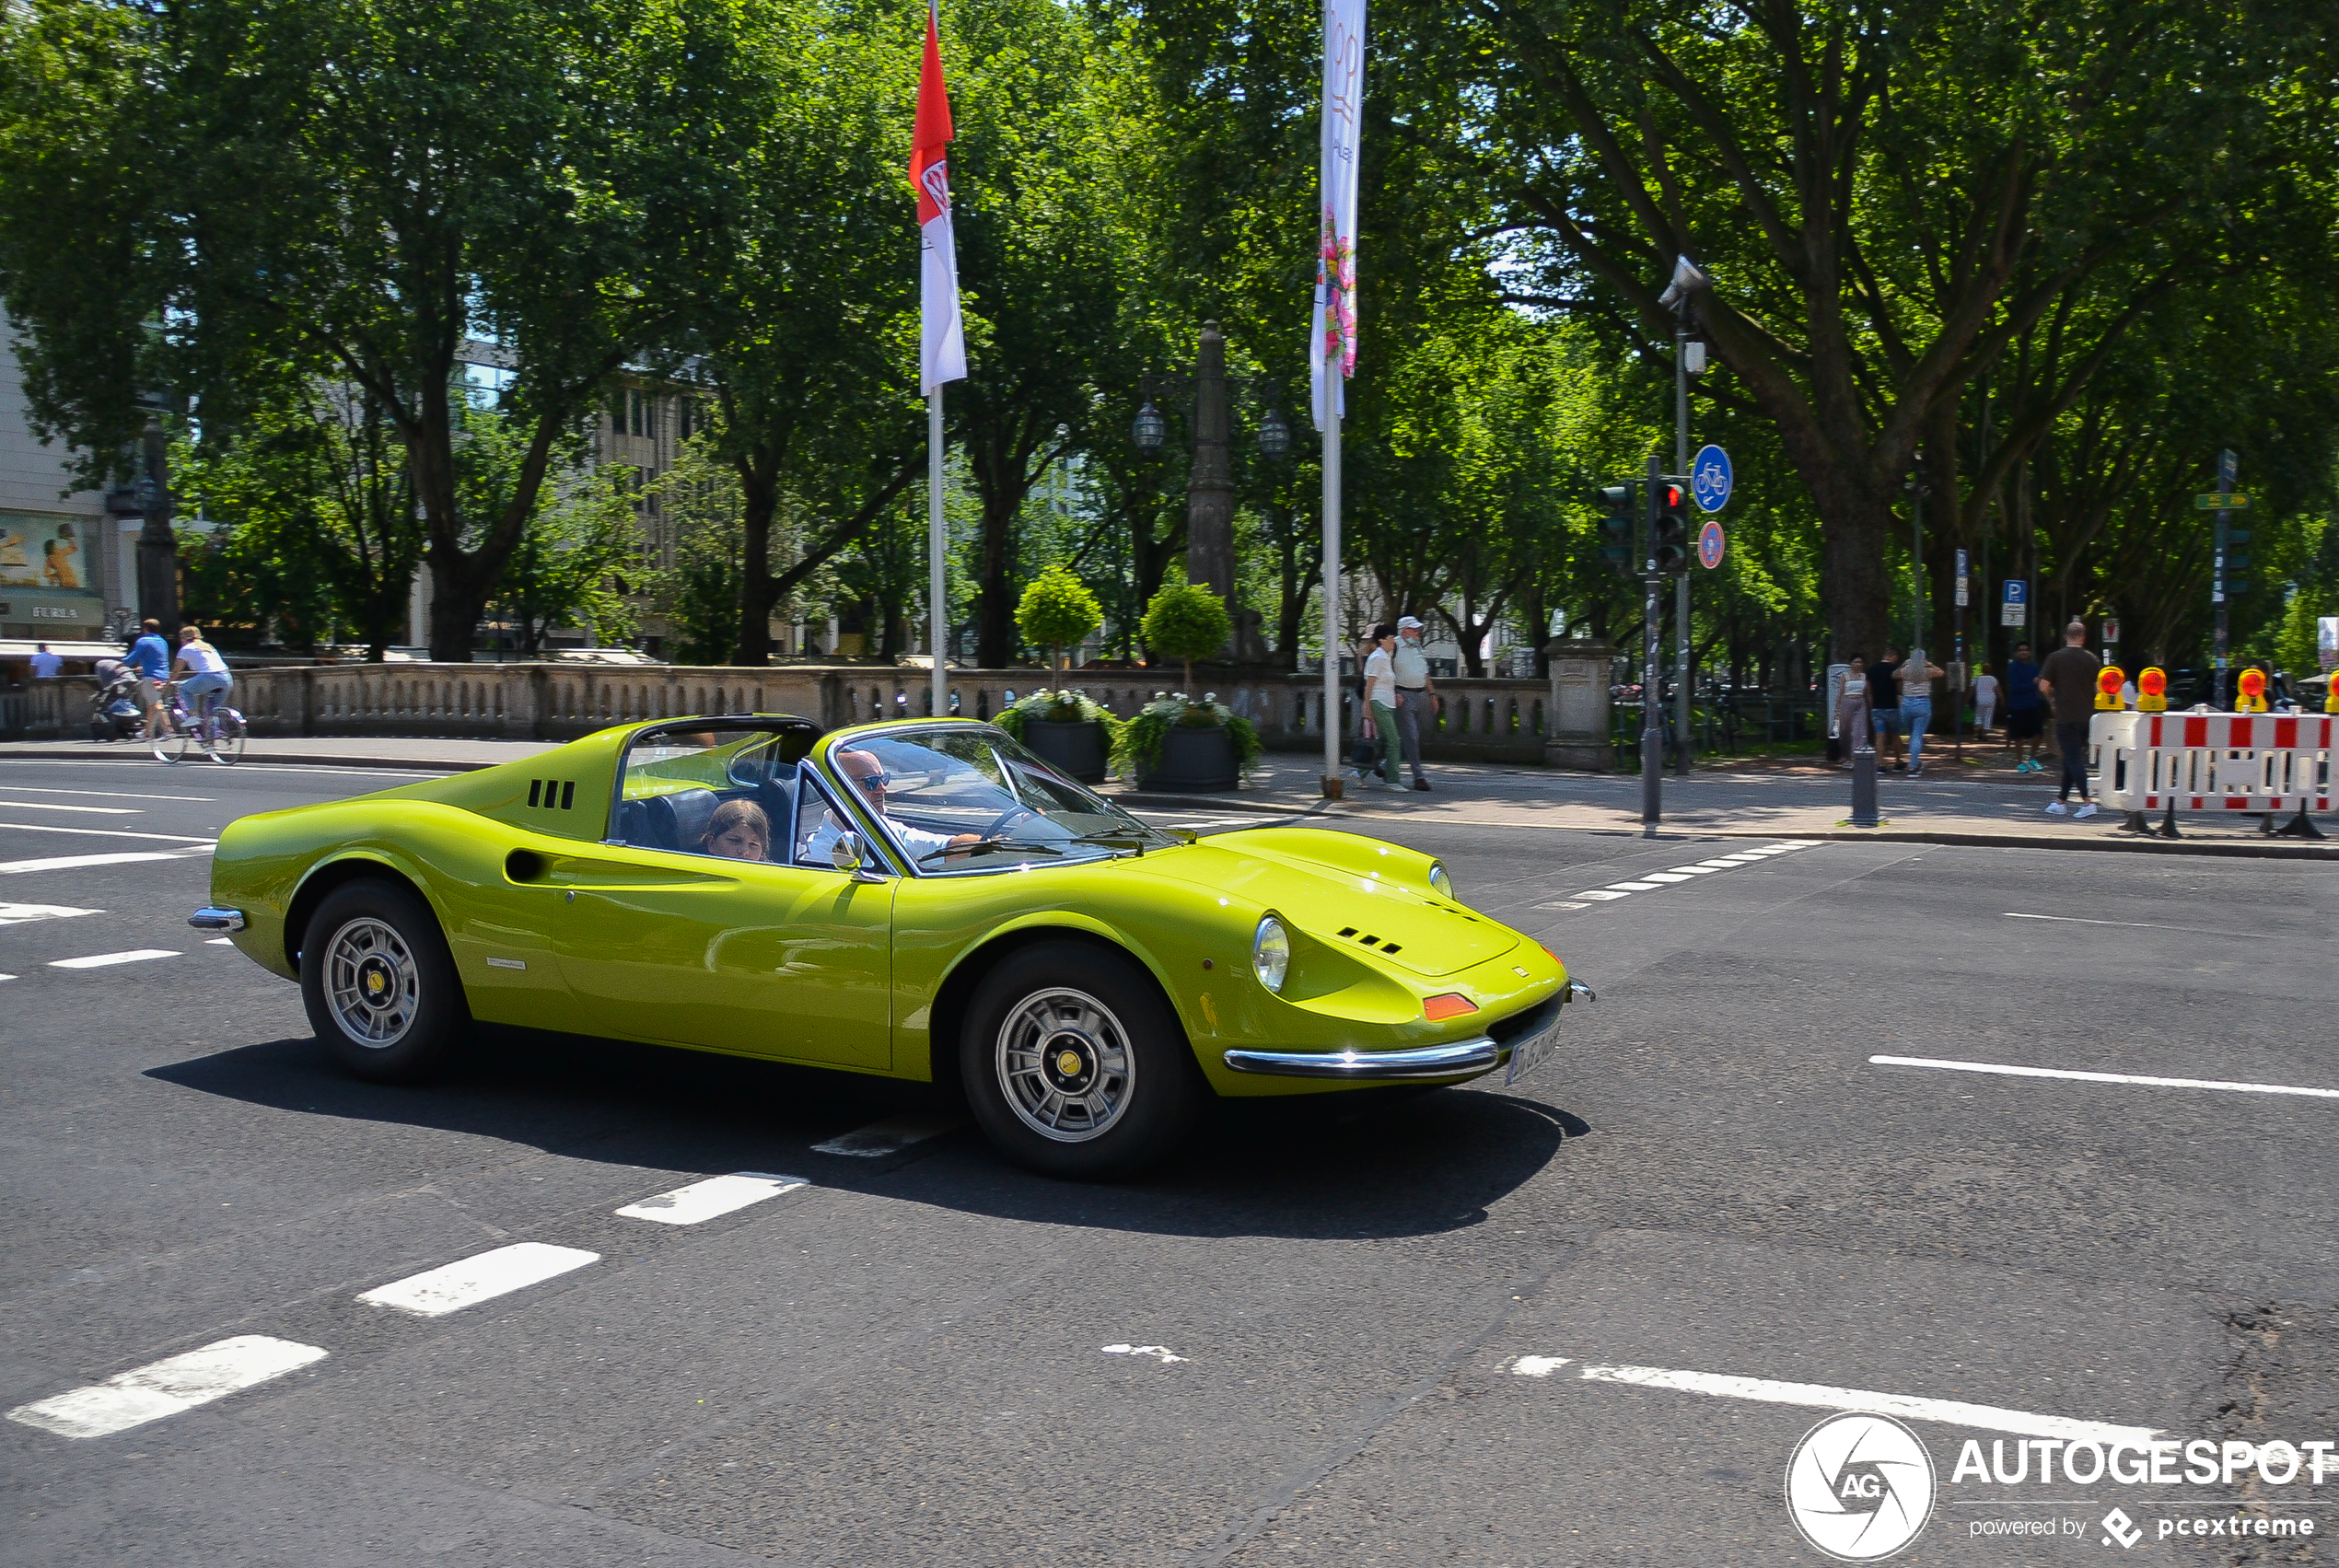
[151,680,247,765]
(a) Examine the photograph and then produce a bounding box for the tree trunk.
[975,483,1018,668]
[732,449,783,666]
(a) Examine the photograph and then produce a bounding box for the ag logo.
[1784,1411,1936,1561]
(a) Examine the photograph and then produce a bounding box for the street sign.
[1696,518,1725,569]
[1954,549,1969,607]
[2103,618,2120,644]
[1691,444,1732,512]
[2320,615,2338,671]
[2001,579,2027,627]
[2194,493,2251,510]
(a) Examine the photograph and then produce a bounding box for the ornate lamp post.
[134,409,180,634]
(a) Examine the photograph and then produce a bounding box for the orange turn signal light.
[1423,993,1478,1021]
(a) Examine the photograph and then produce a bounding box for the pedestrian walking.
[1868,644,1905,772]
[2004,641,2044,770]
[1834,655,1870,767]
[1391,615,1436,791]
[1356,624,1404,790]
[28,641,62,679]
[122,618,170,738]
[1898,647,1945,776]
[2037,620,2100,819]
[1971,663,1999,738]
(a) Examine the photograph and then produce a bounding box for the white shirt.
[28,651,62,678]
[1364,647,1398,707]
[1392,642,1430,689]
[177,640,228,678]
[800,811,955,869]
[1973,674,2000,705]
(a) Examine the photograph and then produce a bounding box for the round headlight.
[1251,915,1291,994]
[1428,861,1454,900]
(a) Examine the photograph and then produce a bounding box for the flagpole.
[928,389,948,716]
[1321,411,1342,792]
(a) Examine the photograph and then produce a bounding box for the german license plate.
[1506,1017,1561,1086]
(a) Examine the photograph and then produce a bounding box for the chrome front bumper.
[188,906,245,933]
[1221,982,1589,1081]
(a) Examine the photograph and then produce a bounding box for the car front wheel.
[960,941,1202,1179]
[299,878,468,1083]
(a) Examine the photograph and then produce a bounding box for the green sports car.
[191,716,1586,1177]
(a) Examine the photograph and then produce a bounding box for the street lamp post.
[134,412,180,634]
[1658,257,1710,786]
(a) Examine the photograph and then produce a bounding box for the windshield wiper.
[915,836,1067,865]
[1066,825,1167,847]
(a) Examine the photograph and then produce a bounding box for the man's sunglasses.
[850,771,893,790]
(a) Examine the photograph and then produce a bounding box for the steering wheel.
[981,806,1041,840]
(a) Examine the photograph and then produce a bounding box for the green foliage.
[1113,691,1262,776]
[1141,583,1230,660]
[993,687,1122,751]
[1016,564,1103,668]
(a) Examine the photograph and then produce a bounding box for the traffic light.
[1652,479,1690,574]
[1597,482,1636,578]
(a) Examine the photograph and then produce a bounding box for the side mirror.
[831,831,864,871]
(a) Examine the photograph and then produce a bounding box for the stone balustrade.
[5,647,1620,769]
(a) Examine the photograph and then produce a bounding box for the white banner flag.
[911,4,965,394]
[1309,0,1365,431]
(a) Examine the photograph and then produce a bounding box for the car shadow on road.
[146,1023,1587,1242]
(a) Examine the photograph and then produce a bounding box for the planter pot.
[1138,722,1239,792]
[1020,716,1109,783]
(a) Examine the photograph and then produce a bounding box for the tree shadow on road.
[146,1022,1588,1242]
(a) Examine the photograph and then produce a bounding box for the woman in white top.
[172,624,234,724]
[1897,646,1945,777]
[1972,664,2000,738]
[1355,623,1402,788]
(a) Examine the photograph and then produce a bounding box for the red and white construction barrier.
[2091,711,2332,826]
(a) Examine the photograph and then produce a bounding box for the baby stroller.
[88,661,144,741]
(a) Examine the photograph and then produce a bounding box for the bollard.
[1849,738,1880,827]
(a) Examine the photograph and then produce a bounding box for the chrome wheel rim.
[325,916,420,1048]
[995,985,1135,1144]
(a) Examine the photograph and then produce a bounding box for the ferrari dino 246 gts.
[192,716,1585,1177]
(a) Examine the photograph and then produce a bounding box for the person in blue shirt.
[122,618,171,739]
[2003,641,2044,772]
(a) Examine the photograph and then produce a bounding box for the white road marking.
[1870,1054,2339,1102]
[205,936,233,946]
[1507,1356,2157,1445]
[0,852,183,875]
[616,1172,807,1225]
[1606,881,1662,892]
[0,902,100,925]
[1640,872,1694,883]
[1102,1343,1188,1364]
[2002,912,2242,936]
[50,948,180,969]
[0,973,15,981]
[811,1114,960,1156]
[0,801,138,815]
[356,1242,599,1317]
[0,822,216,844]
[1574,889,1632,900]
[1666,865,1726,874]
[1534,900,1590,911]
[6,1335,328,1440]
[0,784,213,802]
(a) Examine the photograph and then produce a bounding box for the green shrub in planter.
[1113,691,1262,791]
[1140,583,1231,694]
[995,688,1123,783]
[1016,565,1103,676]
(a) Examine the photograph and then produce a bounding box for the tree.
[0,0,738,658]
[1142,581,1231,695]
[1016,562,1102,674]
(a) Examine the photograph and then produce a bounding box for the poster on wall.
[0,512,106,637]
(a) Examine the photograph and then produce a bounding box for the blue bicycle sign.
[1691,444,1732,512]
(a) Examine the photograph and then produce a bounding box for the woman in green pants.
[1362,623,1403,788]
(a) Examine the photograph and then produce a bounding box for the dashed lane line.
[6,1335,328,1440]
[49,948,180,969]
[356,1241,599,1317]
[1567,841,1821,904]
[0,784,214,802]
[0,901,100,925]
[0,801,140,815]
[1507,1355,2158,1445]
[0,852,185,875]
[615,1172,807,1225]
[0,822,216,844]
[1870,1053,2339,1102]
[811,1114,961,1157]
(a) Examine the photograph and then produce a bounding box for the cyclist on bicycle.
[171,624,233,727]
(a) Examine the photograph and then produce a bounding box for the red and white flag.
[911,4,966,393]
[1309,0,1365,430]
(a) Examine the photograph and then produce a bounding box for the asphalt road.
[4,755,2336,1565]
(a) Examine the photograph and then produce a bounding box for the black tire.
[960,940,1204,1179]
[299,878,469,1083]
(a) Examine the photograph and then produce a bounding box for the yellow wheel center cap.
[367,972,384,994]
[1056,1049,1084,1076]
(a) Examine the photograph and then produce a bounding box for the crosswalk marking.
[357,1241,599,1317]
[6,1335,327,1440]
[616,1172,807,1225]
[0,901,100,925]
[1562,842,1818,910]
[50,949,179,970]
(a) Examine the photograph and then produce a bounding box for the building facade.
[0,309,115,646]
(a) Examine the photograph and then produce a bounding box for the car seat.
[645,787,719,853]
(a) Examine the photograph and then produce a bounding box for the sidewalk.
[4,736,2330,857]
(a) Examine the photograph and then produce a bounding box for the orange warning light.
[2095,666,2125,711]
[2138,667,2168,713]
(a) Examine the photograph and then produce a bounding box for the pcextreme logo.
[1786,1412,1938,1561]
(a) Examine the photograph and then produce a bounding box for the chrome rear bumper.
[1222,982,1589,1082]
[188,906,245,933]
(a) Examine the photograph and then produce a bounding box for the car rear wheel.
[300,878,468,1083]
[960,941,1202,1179]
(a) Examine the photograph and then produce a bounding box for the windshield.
[828,727,1167,872]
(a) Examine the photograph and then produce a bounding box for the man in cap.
[1392,615,1437,791]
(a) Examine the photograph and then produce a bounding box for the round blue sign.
[1697,518,1725,570]
[1692,444,1732,512]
